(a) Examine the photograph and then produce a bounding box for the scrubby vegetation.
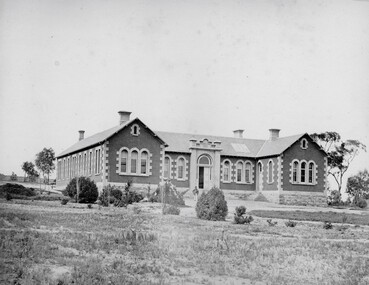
[98,182,144,207]
[233,206,253,224]
[285,220,297,227]
[196,187,228,221]
[149,181,185,206]
[162,204,180,215]
[0,183,36,198]
[65,177,99,203]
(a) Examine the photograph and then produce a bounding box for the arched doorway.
[197,154,212,190]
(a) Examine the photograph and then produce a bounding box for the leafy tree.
[10,172,17,181]
[311,132,366,197]
[346,169,369,200]
[35,147,55,185]
[21,161,39,182]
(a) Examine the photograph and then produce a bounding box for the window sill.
[176,178,187,181]
[267,181,274,184]
[235,181,253,185]
[221,180,232,184]
[291,182,316,186]
[118,172,150,177]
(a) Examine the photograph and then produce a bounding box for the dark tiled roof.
[57,118,313,159]
[156,131,266,157]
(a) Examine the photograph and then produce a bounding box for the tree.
[311,132,366,197]
[21,161,39,182]
[35,147,55,185]
[346,169,369,200]
[10,172,17,181]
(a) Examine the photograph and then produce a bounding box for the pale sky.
[1,0,368,189]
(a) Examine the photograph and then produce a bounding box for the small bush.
[61,198,69,205]
[87,204,92,209]
[10,172,17,181]
[233,206,253,224]
[323,221,333,229]
[99,182,144,207]
[196,187,228,221]
[65,177,98,203]
[352,196,367,209]
[267,219,278,226]
[163,204,180,215]
[285,220,297,227]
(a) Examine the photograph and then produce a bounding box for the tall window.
[177,157,184,179]
[83,153,86,175]
[268,160,273,183]
[95,149,101,174]
[223,161,230,182]
[245,162,251,183]
[164,156,171,179]
[236,162,243,182]
[292,161,299,183]
[89,152,92,175]
[141,151,148,174]
[300,162,306,183]
[120,150,128,173]
[308,162,314,183]
[131,150,138,173]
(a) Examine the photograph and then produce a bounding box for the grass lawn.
[250,209,369,226]
[1,199,369,285]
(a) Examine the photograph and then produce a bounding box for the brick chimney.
[118,111,131,125]
[78,130,85,141]
[269,129,280,141]
[233,129,244,138]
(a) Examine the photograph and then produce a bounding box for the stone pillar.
[189,148,197,190]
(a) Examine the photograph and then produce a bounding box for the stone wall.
[280,191,327,207]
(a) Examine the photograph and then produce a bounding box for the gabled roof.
[256,133,305,157]
[156,131,266,157]
[57,118,166,158]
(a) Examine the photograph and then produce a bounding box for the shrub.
[267,219,278,226]
[65,177,98,203]
[149,181,185,206]
[0,183,36,198]
[196,187,228,221]
[61,198,69,205]
[233,206,253,224]
[163,204,180,215]
[99,182,144,207]
[285,220,297,227]
[87,204,92,209]
[5,192,12,201]
[10,172,17,181]
[323,221,333,229]
[352,195,368,209]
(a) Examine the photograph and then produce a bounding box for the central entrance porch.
[197,154,212,190]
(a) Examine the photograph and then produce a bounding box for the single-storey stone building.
[56,111,328,206]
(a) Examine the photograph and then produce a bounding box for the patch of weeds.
[266,219,278,227]
[163,204,180,215]
[233,206,253,224]
[323,221,333,229]
[285,220,297,227]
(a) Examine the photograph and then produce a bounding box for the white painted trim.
[175,156,188,181]
[267,159,274,184]
[221,159,232,183]
[300,138,308,149]
[164,155,172,179]
[130,124,140,136]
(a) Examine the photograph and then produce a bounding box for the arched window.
[292,161,299,183]
[236,161,243,182]
[198,155,211,165]
[308,162,315,183]
[301,138,308,149]
[300,162,306,183]
[120,149,128,173]
[131,150,138,173]
[268,160,273,183]
[177,157,185,179]
[141,151,148,174]
[223,160,231,182]
[245,162,251,183]
[164,156,171,179]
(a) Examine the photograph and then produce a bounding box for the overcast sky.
[1,0,368,187]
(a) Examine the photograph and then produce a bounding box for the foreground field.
[1,199,369,285]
